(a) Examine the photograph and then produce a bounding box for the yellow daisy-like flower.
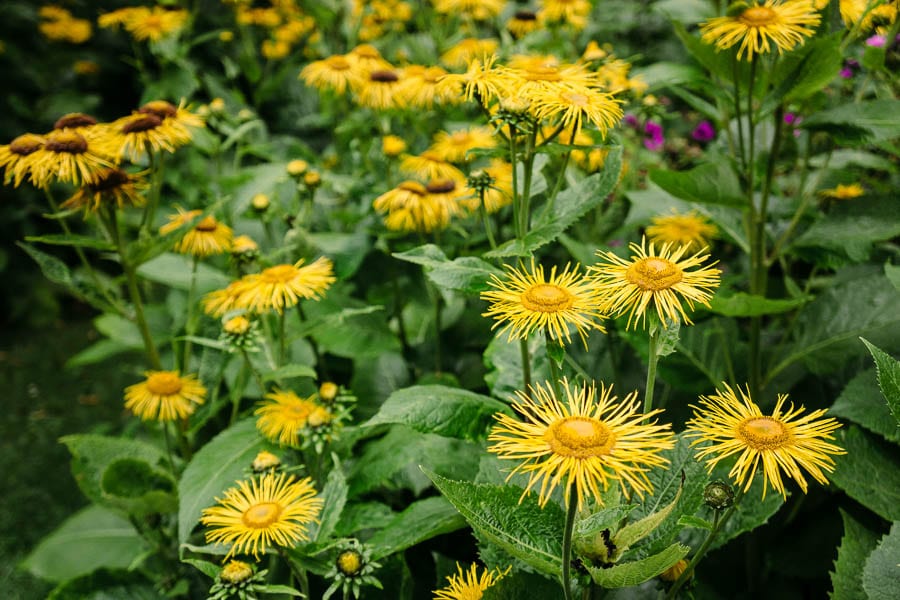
[373,180,461,233]
[436,54,508,104]
[433,0,506,20]
[236,257,336,314]
[397,65,459,108]
[27,129,112,187]
[61,168,147,214]
[203,281,247,317]
[530,86,623,137]
[124,370,207,421]
[590,239,721,329]
[201,471,323,559]
[382,135,407,157]
[840,0,898,32]
[122,6,190,43]
[399,151,465,181]
[300,55,362,95]
[507,10,542,38]
[645,211,718,252]
[170,214,234,258]
[488,379,674,508]
[481,259,607,347]
[685,383,845,498]
[539,0,592,30]
[353,69,406,110]
[346,44,392,73]
[106,100,203,163]
[433,563,509,600]
[460,159,513,214]
[700,0,821,61]
[819,183,864,200]
[428,127,497,164]
[255,389,321,446]
[440,38,499,69]
[0,133,46,187]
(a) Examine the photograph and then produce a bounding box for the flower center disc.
[242,502,282,528]
[521,284,573,313]
[46,131,88,154]
[737,417,790,450]
[9,135,45,156]
[194,216,219,231]
[545,417,615,458]
[740,6,778,27]
[399,181,427,195]
[370,70,399,83]
[122,114,163,134]
[260,265,297,283]
[625,257,683,291]
[337,551,363,575]
[326,56,350,70]
[523,66,562,82]
[146,372,183,396]
[561,92,589,107]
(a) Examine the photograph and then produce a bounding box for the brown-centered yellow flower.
[700,0,821,61]
[488,378,674,508]
[167,213,234,258]
[0,133,46,187]
[685,383,845,499]
[124,370,207,421]
[27,129,112,187]
[61,167,147,214]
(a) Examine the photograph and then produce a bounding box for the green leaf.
[862,521,900,600]
[47,569,163,600]
[364,385,511,441]
[860,338,900,427]
[831,368,900,443]
[262,364,317,382]
[709,292,808,317]
[24,233,115,251]
[633,62,704,90]
[482,569,566,600]
[767,34,842,105]
[18,241,75,288]
[100,457,178,516]
[586,543,690,588]
[861,44,886,71]
[427,470,565,577]
[649,159,745,207]
[307,231,369,279]
[303,290,399,359]
[886,264,900,292]
[829,510,881,600]
[137,252,230,294]
[22,506,146,583]
[793,196,900,263]
[182,558,220,580]
[485,148,622,258]
[672,21,745,83]
[393,244,504,294]
[177,419,268,542]
[830,426,900,522]
[368,497,466,560]
[614,487,682,556]
[802,100,900,145]
[66,339,136,368]
[94,313,144,348]
[311,467,348,543]
[484,334,550,400]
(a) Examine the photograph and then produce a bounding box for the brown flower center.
[194,215,219,232]
[521,283,573,313]
[545,417,615,458]
[122,114,163,134]
[260,264,298,283]
[139,100,178,119]
[45,131,88,154]
[54,113,97,130]
[146,372,183,396]
[737,417,790,450]
[426,179,457,194]
[9,134,45,156]
[625,257,683,291]
[739,6,778,27]
[242,502,282,528]
[369,69,399,83]
[515,10,538,21]
[91,169,130,191]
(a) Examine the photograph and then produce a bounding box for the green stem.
[162,422,176,474]
[182,256,200,372]
[280,549,309,599]
[561,484,578,600]
[644,327,659,417]
[480,189,497,250]
[745,55,763,402]
[509,124,520,239]
[230,358,249,425]
[519,338,532,397]
[546,127,579,215]
[278,311,287,366]
[433,286,442,373]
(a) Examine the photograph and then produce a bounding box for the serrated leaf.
[767,34,842,105]
[862,522,900,600]
[368,496,466,560]
[860,338,900,427]
[802,100,900,145]
[649,159,745,207]
[829,510,881,600]
[830,426,900,522]
[484,334,550,400]
[22,506,146,583]
[364,385,511,441]
[178,419,268,542]
[831,368,900,443]
[393,245,504,294]
[678,515,713,530]
[613,486,682,556]
[24,233,116,251]
[793,197,900,263]
[427,470,565,577]
[709,292,808,317]
[100,457,177,516]
[482,569,565,600]
[587,542,690,588]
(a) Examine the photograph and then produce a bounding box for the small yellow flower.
[433,0,505,20]
[27,129,112,187]
[255,389,320,446]
[286,159,308,176]
[507,10,542,38]
[167,213,234,258]
[219,560,254,584]
[381,135,407,157]
[433,563,508,600]
[236,258,336,314]
[251,450,281,473]
[353,68,406,111]
[700,0,821,61]
[645,211,718,252]
[539,0,592,30]
[0,134,46,187]
[819,183,864,200]
[440,38,499,69]
[428,127,497,164]
[124,371,207,421]
[105,100,203,163]
[530,86,623,137]
[399,151,465,182]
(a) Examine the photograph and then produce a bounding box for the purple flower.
[623,114,640,129]
[784,112,801,125]
[643,121,665,151]
[866,34,886,48]
[839,67,853,78]
[691,121,716,143]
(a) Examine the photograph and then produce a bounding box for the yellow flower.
[685,383,845,498]
[399,151,465,181]
[122,6,190,43]
[840,0,898,32]
[203,281,247,317]
[481,259,606,347]
[124,371,207,421]
[373,180,461,233]
[251,451,281,473]
[440,38,499,69]
[428,127,497,164]
[460,159,513,214]
[236,257,336,314]
[300,55,362,95]
[437,55,509,106]
[700,0,821,61]
[255,389,321,446]
[164,213,234,258]
[382,135,407,157]
[433,0,505,20]
[507,10,542,38]
[0,133,46,187]
[530,86,623,137]
[819,183,864,200]
[219,560,254,584]
[433,563,508,600]
[590,239,721,329]
[397,65,459,108]
[488,379,674,508]
[353,69,406,110]
[27,129,112,187]
[39,8,93,44]
[105,100,203,163]
[645,211,718,252]
[201,471,323,559]
[286,159,308,176]
[61,168,147,214]
[539,0,593,30]
[346,43,392,73]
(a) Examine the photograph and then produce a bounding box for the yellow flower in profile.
[481,259,606,347]
[819,183,864,200]
[124,370,207,421]
[591,239,721,329]
[700,0,821,61]
[255,389,320,446]
[433,563,509,600]
[346,43,392,73]
[203,281,247,317]
[27,129,112,187]
[539,0,592,30]
[507,10,542,38]
[440,38,499,69]
[373,180,461,233]
[353,69,406,110]
[488,379,674,508]
[106,100,203,162]
[122,6,190,43]
[646,211,718,252]
[300,55,362,95]
[237,257,336,314]
[436,55,508,104]
[0,133,46,187]
[530,86,623,137]
[398,65,458,108]
[168,213,234,258]
[428,127,497,164]
[39,7,93,44]
[399,150,465,181]
[382,135,407,157]
[840,0,897,32]
[433,0,505,20]
[201,471,323,559]
[61,168,147,214]
[685,383,845,498]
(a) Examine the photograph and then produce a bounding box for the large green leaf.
[586,542,690,588]
[364,385,511,441]
[311,466,348,543]
[303,288,399,359]
[368,497,466,560]
[831,368,900,443]
[22,506,146,583]
[393,244,504,295]
[484,334,550,400]
[793,196,900,263]
[672,21,747,84]
[709,292,808,317]
[177,418,268,542]
[482,569,565,599]
[863,522,900,600]
[649,159,745,207]
[47,569,163,600]
[485,148,622,258]
[802,100,900,144]
[767,34,842,105]
[829,510,881,600]
[861,338,900,427]
[830,426,900,522]
[137,252,230,294]
[427,470,565,577]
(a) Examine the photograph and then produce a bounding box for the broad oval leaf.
[368,496,466,560]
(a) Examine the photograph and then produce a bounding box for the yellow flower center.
[260,264,298,283]
[220,560,253,584]
[288,402,313,420]
[224,316,250,334]
[522,66,562,82]
[146,372,183,396]
[545,417,616,458]
[561,92,589,107]
[625,257,683,291]
[521,284,573,313]
[195,216,218,232]
[337,550,363,575]
[45,131,88,154]
[242,502,282,528]
[326,55,350,70]
[737,417,790,450]
[740,6,778,27]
